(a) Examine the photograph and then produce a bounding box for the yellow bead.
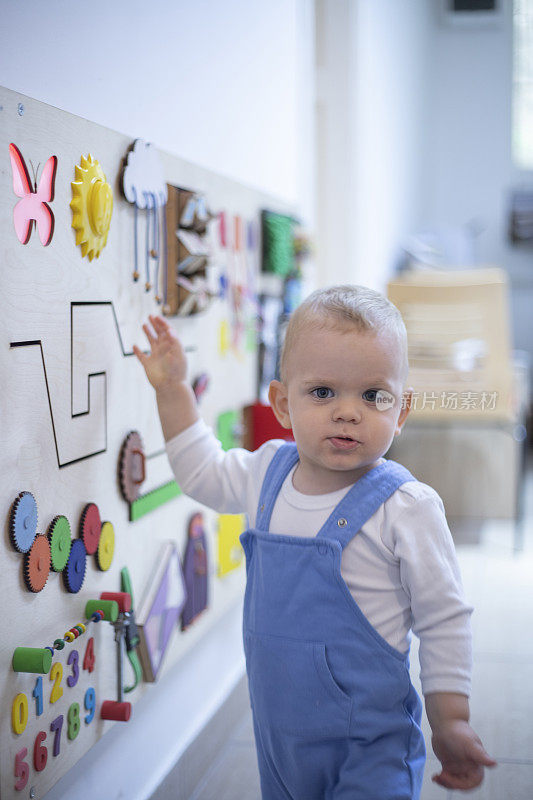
[64,632,75,642]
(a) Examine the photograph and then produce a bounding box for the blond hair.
[280,284,408,382]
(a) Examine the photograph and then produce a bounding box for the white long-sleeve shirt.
[166,419,473,697]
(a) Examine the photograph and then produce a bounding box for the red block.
[243,403,294,451]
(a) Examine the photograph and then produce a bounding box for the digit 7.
[50,715,64,757]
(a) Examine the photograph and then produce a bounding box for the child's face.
[269,323,411,493]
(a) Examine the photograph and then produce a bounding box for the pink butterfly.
[9,143,58,246]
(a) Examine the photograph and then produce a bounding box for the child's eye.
[311,387,334,399]
[362,389,378,402]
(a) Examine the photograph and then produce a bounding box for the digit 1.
[32,676,43,716]
[50,715,64,757]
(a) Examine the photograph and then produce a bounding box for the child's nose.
[332,400,362,424]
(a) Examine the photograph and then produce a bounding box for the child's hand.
[133,315,187,392]
[431,719,497,791]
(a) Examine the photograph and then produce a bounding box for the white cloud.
[123,139,167,209]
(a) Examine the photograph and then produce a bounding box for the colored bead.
[44,646,55,658]
[97,609,104,620]
[69,628,79,639]
[91,612,100,622]
[53,639,65,650]
[76,624,85,634]
[64,632,74,642]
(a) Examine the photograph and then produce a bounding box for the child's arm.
[134,315,279,517]
[133,315,199,442]
[425,692,497,790]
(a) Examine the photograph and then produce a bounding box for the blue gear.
[10,491,38,553]
[63,539,87,593]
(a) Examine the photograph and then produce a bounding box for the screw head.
[30,787,36,799]
[18,103,24,116]
[337,518,347,528]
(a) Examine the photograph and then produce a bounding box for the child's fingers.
[432,766,483,791]
[142,323,157,347]
[132,344,147,364]
[467,740,497,767]
[150,315,171,336]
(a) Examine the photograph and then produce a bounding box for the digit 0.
[11,694,28,735]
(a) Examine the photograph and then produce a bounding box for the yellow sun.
[70,154,113,261]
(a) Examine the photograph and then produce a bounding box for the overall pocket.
[244,631,352,739]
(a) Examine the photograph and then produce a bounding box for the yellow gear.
[97,521,115,571]
[70,154,113,261]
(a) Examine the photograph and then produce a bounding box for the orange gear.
[24,535,51,592]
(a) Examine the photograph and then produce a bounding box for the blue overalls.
[240,443,426,800]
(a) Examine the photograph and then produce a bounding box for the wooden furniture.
[387,269,527,524]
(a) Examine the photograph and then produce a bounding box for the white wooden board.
[0,86,292,800]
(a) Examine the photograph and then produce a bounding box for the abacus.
[12,592,134,723]
[12,598,118,676]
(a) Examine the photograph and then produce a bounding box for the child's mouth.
[328,436,360,451]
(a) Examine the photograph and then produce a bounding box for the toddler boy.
[134,285,496,799]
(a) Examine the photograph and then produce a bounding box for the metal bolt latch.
[337,518,347,528]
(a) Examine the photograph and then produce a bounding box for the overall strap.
[319,460,416,549]
[255,442,299,532]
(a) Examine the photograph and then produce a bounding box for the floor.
[188,464,533,800]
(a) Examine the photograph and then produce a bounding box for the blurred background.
[1,1,532,798]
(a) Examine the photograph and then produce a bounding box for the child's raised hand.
[133,315,187,391]
[431,719,497,791]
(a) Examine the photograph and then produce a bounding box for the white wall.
[0,0,302,205]
[351,0,433,290]
[423,0,533,366]
[315,0,433,292]
[0,2,315,798]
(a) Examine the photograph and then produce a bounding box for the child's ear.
[268,380,292,429]
[395,388,413,435]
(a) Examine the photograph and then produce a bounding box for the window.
[513,0,533,169]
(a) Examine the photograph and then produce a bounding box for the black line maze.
[11,301,138,468]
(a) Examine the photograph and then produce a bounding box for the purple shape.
[181,513,209,630]
[143,546,186,679]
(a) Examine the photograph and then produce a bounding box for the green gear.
[48,516,72,572]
